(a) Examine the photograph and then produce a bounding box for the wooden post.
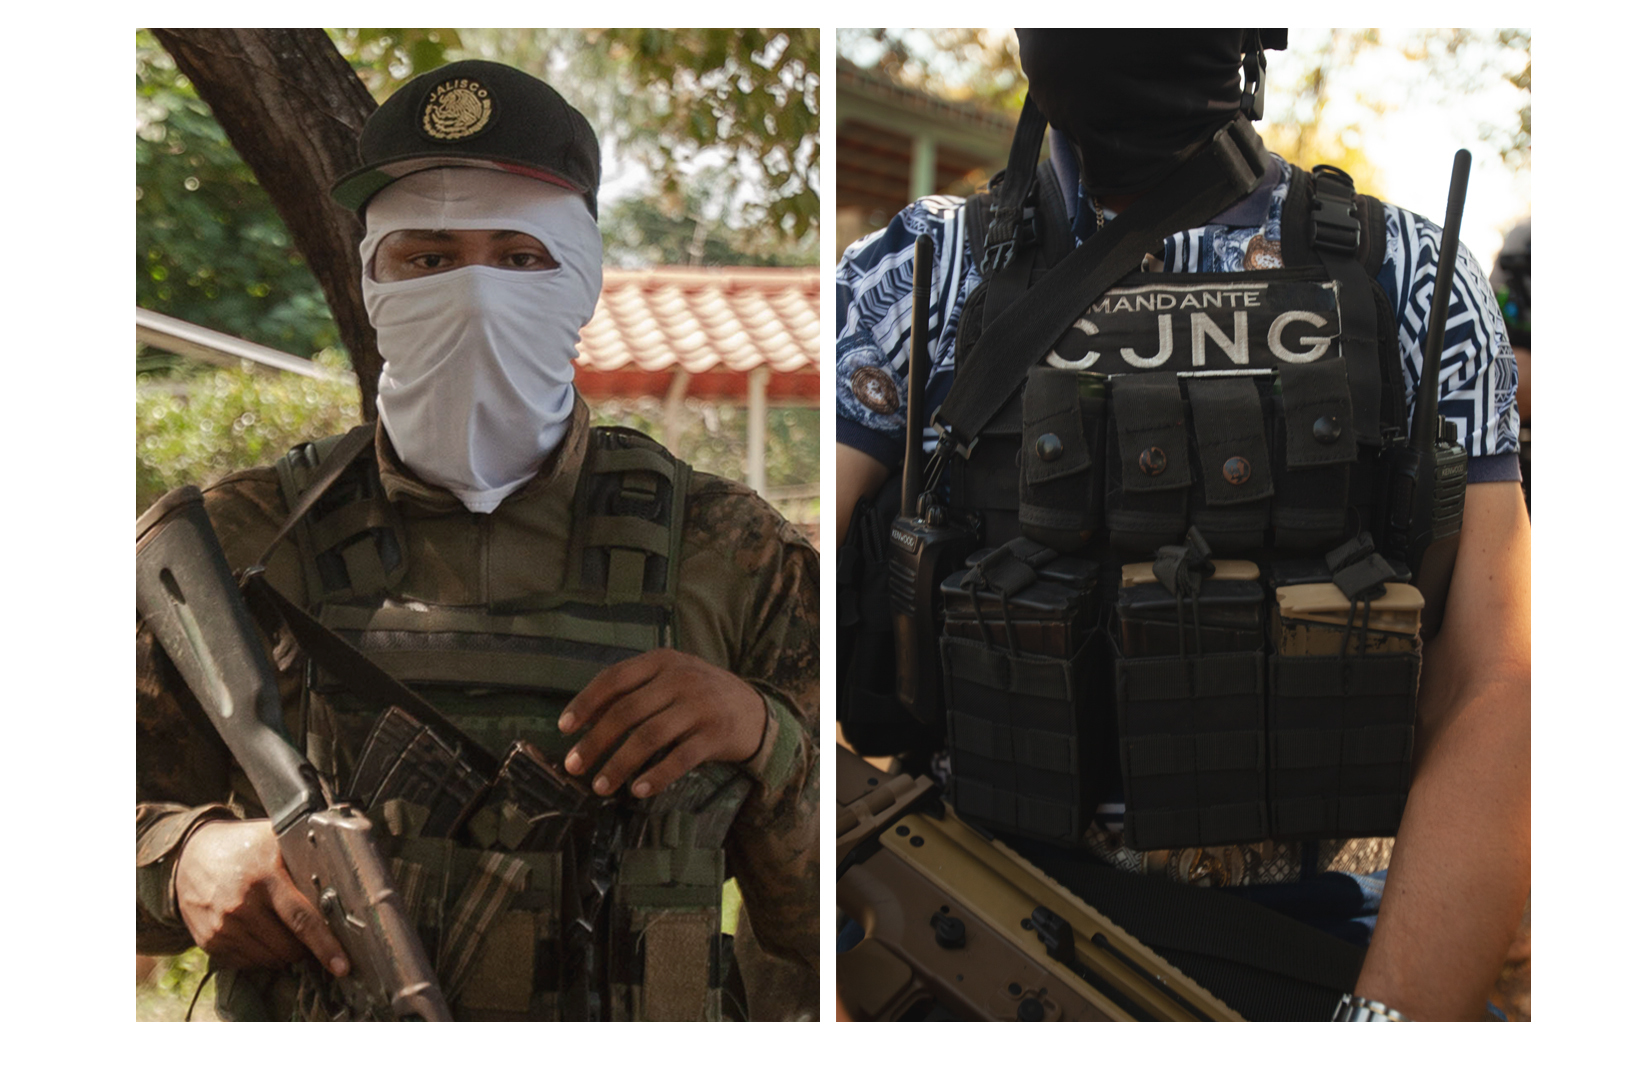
[746,367,770,497]
[663,369,692,454]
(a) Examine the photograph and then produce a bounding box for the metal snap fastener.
[1138,446,1168,476]
[1034,433,1063,462]
[1017,998,1046,1021]
[1223,456,1252,485]
[1312,415,1342,445]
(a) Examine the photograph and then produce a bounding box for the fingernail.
[558,711,575,733]
[564,751,582,774]
[593,776,611,796]
[330,956,349,977]
[632,780,652,798]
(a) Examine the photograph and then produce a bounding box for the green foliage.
[556,29,820,241]
[838,28,1025,112]
[326,28,465,96]
[136,31,338,360]
[589,398,819,525]
[600,167,819,269]
[137,352,362,514]
[137,948,215,1021]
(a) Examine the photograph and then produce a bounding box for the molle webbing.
[568,428,692,611]
[275,429,407,602]
[280,426,745,1020]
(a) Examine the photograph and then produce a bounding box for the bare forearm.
[1354,482,1531,1019]
[1354,674,1530,1019]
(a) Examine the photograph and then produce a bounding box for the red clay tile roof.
[575,267,820,402]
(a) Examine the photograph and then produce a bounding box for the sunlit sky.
[1270,29,1529,270]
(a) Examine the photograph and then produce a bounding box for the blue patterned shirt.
[836,153,1520,483]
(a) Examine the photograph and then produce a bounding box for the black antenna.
[1412,150,1471,452]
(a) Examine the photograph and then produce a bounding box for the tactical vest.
[880,158,1436,868]
[264,426,749,1021]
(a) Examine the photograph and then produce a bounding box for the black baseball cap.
[331,60,601,218]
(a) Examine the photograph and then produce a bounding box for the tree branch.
[153,27,383,419]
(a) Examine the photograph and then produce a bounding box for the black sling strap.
[253,423,377,570]
[931,115,1267,461]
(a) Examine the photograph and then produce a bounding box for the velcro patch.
[1045,273,1343,374]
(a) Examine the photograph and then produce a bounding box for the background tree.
[150,28,383,413]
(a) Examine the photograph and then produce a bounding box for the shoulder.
[680,471,816,572]
[188,465,289,568]
[836,194,973,291]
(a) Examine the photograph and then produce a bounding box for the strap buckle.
[929,410,977,462]
[1309,164,1361,256]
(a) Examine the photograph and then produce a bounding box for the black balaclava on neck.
[1016,29,1253,196]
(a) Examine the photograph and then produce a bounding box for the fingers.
[588,703,695,796]
[563,668,678,786]
[630,735,713,799]
[559,652,664,737]
[265,869,351,977]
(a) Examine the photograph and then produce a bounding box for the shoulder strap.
[567,426,692,619]
[933,116,1268,458]
[261,424,376,570]
[1283,164,1394,447]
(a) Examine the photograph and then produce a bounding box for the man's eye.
[410,253,452,270]
[504,252,552,269]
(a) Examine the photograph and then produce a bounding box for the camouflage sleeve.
[135,469,303,955]
[676,477,820,975]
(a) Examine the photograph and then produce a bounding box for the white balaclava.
[361,167,603,513]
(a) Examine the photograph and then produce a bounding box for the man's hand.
[559,649,766,798]
[175,818,350,977]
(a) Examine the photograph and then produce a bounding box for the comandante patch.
[1045,273,1344,374]
[422,77,494,141]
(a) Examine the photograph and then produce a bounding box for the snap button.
[1223,456,1252,485]
[1138,446,1168,476]
[1034,433,1063,462]
[1312,416,1343,445]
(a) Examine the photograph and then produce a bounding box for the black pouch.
[1267,574,1423,840]
[1105,374,1191,554]
[1184,376,1272,552]
[1115,561,1265,657]
[940,539,1103,846]
[1269,359,1356,551]
[1112,546,1267,851]
[1018,366,1107,553]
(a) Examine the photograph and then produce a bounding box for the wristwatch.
[1332,993,1409,1021]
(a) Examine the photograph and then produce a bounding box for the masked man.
[836,30,1526,1021]
[138,60,819,1021]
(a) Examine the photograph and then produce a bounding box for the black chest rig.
[845,117,1464,862]
[265,427,748,1022]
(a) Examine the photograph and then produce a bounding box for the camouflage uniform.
[136,396,819,1017]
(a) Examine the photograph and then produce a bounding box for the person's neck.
[1096,190,1145,214]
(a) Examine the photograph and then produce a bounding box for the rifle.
[836,747,1241,1021]
[136,486,452,1021]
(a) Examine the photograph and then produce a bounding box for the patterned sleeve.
[1378,203,1521,478]
[677,479,821,974]
[835,196,979,467]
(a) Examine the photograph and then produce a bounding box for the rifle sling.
[933,116,1267,456]
[241,570,500,775]
[254,423,377,571]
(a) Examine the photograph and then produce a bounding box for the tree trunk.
[153,28,383,419]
